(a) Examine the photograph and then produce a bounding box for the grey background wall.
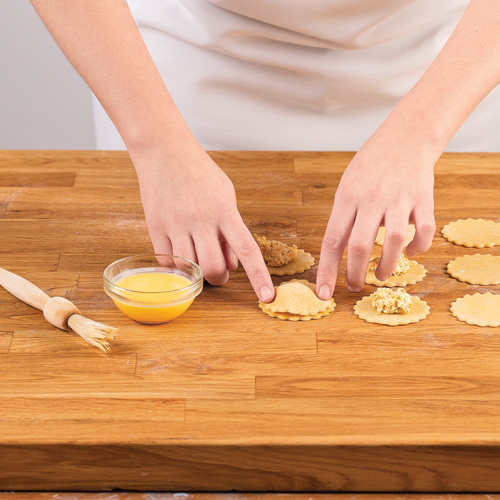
[0,0,95,149]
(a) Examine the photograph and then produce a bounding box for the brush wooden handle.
[0,266,50,310]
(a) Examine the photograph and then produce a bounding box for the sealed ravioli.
[258,279,335,321]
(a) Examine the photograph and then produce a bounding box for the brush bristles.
[67,314,118,352]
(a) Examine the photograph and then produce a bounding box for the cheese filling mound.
[372,287,412,314]
[369,254,411,276]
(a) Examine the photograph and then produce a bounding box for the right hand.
[130,143,275,302]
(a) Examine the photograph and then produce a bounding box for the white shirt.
[93,0,500,151]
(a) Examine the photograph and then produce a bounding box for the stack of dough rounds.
[259,279,335,321]
[442,219,500,248]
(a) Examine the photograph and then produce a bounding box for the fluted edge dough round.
[442,218,500,248]
[354,294,430,326]
[447,254,500,285]
[451,293,500,327]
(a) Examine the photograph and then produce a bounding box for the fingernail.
[379,274,390,282]
[406,251,415,258]
[260,286,274,301]
[348,285,362,293]
[232,255,239,267]
[318,285,330,300]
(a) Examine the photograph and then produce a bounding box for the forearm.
[383,0,500,153]
[30,0,198,158]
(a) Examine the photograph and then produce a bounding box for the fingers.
[375,211,410,281]
[171,235,198,264]
[316,205,356,300]
[149,231,173,255]
[344,210,381,293]
[222,214,275,303]
[406,206,436,257]
[192,234,229,286]
[221,240,239,271]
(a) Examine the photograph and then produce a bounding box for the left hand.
[316,122,440,299]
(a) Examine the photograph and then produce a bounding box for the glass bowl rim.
[103,254,203,295]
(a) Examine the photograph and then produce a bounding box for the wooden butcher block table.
[1,150,500,492]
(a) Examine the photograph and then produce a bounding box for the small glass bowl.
[103,254,203,324]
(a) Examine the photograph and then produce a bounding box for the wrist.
[378,99,448,164]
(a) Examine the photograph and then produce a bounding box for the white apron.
[93,0,500,151]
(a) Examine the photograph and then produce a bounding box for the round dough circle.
[447,254,500,285]
[451,293,500,327]
[375,225,415,246]
[268,249,315,276]
[366,260,426,287]
[354,293,430,326]
[442,219,500,248]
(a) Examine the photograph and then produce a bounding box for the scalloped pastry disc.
[447,254,500,285]
[259,279,335,321]
[375,224,415,246]
[354,293,430,326]
[451,293,500,327]
[268,249,315,276]
[442,219,500,248]
[366,259,426,287]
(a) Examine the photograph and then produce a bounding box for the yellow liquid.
[113,271,194,324]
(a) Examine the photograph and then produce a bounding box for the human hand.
[316,125,439,299]
[131,144,275,302]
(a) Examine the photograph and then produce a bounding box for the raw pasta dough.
[447,254,500,285]
[442,219,500,248]
[451,293,500,327]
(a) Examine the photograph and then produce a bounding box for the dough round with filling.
[268,249,315,276]
[451,293,500,327]
[354,292,430,326]
[366,259,426,287]
[447,254,500,285]
[442,219,500,248]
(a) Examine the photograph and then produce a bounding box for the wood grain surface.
[1,150,500,492]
